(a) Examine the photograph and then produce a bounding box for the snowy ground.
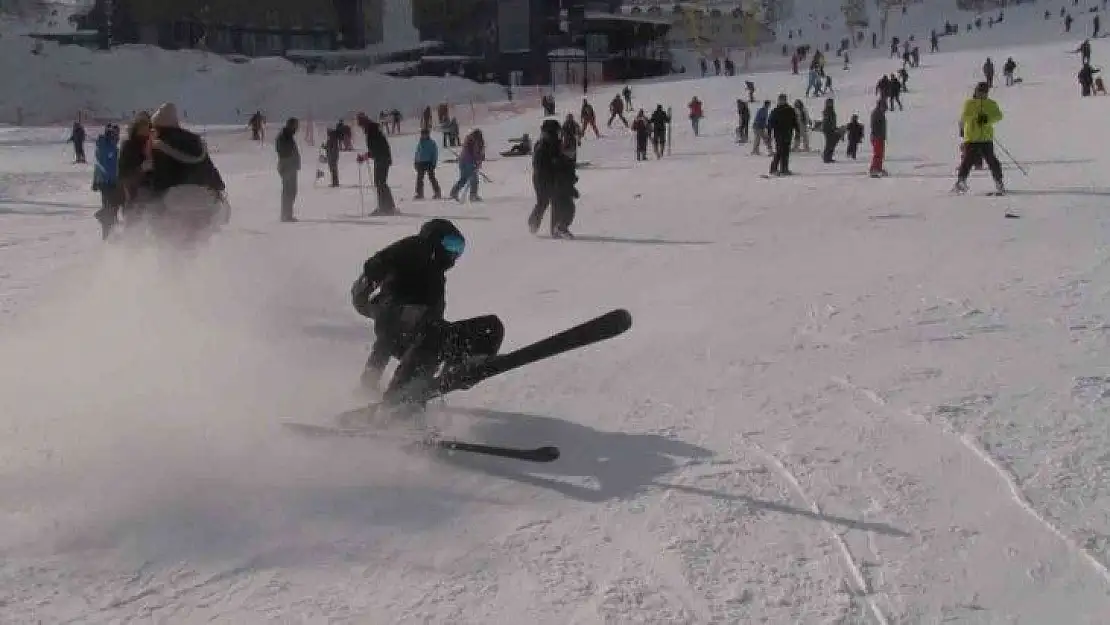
[2,36,1110,624]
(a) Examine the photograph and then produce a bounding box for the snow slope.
[2,31,1110,625]
[0,18,503,126]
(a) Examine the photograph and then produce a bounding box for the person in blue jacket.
[751,101,772,156]
[92,123,122,240]
[413,128,441,199]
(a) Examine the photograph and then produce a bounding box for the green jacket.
[960,97,1003,143]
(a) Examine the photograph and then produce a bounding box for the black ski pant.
[528,178,550,232]
[328,159,339,186]
[550,191,576,233]
[822,131,840,162]
[414,161,441,198]
[374,161,396,213]
[653,135,666,158]
[769,138,793,174]
[635,137,649,160]
[846,139,861,159]
[957,141,1003,183]
[280,170,297,221]
[381,315,505,403]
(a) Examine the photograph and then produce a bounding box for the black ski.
[281,422,560,463]
[425,308,633,401]
[435,440,560,462]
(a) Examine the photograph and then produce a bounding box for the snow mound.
[0,27,504,126]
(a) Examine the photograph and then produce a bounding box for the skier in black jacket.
[351,218,504,409]
[766,94,800,176]
[649,105,670,158]
[357,113,397,215]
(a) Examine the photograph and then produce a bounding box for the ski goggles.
[440,233,466,259]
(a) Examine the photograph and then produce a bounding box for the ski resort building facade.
[407,0,672,85]
[75,0,385,55]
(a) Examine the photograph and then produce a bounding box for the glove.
[976,113,989,125]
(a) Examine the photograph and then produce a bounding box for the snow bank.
[0,26,504,126]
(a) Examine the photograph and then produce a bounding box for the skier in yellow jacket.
[953,82,1005,194]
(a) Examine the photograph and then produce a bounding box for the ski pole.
[357,159,366,216]
[995,141,1028,177]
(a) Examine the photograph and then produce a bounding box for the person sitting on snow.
[501,133,532,157]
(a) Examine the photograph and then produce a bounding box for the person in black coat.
[274,118,300,222]
[820,99,839,163]
[145,102,228,240]
[351,218,504,409]
[649,105,670,158]
[766,94,801,176]
[528,119,579,238]
[736,99,750,143]
[845,114,864,159]
[357,113,397,215]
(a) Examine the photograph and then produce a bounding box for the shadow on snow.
[437,406,911,538]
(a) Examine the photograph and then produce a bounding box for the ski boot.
[951,179,969,194]
[438,354,492,391]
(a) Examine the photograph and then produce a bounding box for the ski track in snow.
[742,437,891,625]
[834,374,1110,588]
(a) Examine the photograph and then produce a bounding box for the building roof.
[586,10,671,26]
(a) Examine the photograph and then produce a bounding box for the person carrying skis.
[351,218,504,410]
[92,123,121,240]
[953,82,1005,194]
[632,110,650,161]
[767,94,800,176]
[649,105,670,158]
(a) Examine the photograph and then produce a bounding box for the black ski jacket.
[649,108,670,136]
[532,136,577,198]
[356,219,463,321]
[147,127,225,195]
[362,121,392,165]
[767,103,800,143]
